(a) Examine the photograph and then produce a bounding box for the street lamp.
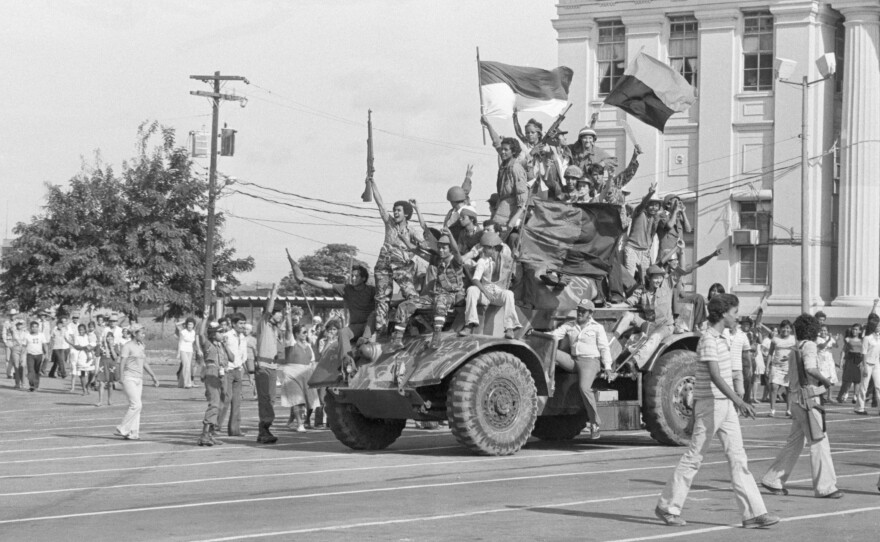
[775,53,836,314]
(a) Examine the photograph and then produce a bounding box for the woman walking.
[279,319,319,432]
[767,320,795,418]
[175,318,199,389]
[837,323,864,403]
[115,324,159,440]
[855,305,880,415]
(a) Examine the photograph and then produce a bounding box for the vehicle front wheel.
[324,392,406,450]
[642,349,697,446]
[447,351,538,456]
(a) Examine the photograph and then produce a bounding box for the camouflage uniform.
[395,254,464,329]
[374,220,422,331]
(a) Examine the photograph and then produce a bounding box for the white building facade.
[553,0,880,323]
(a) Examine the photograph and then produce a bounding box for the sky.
[0,0,560,285]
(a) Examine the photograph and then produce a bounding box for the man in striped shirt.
[655,293,779,529]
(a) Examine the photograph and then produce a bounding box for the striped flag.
[479,61,573,119]
[604,52,697,132]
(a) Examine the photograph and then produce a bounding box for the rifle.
[361,109,374,202]
[529,103,573,158]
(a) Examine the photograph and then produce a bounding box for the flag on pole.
[604,52,696,132]
[479,61,573,119]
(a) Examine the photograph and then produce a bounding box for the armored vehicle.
[309,198,699,456]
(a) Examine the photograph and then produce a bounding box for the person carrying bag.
[760,313,843,499]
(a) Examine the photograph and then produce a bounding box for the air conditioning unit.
[732,229,760,246]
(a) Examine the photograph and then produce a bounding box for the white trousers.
[855,362,880,411]
[465,285,521,331]
[761,403,838,496]
[117,377,143,438]
[658,398,767,520]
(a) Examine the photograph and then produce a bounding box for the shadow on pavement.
[508,505,729,528]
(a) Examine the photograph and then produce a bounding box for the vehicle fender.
[642,332,701,374]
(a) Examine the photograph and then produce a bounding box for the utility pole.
[189,71,248,317]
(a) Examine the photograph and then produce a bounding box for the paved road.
[1,366,878,541]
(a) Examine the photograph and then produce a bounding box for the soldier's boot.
[208,424,223,445]
[503,328,516,340]
[314,406,324,427]
[262,423,278,444]
[389,329,405,352]
[429,326,442,349]
[197,423,213,447]
[457,324,476,337]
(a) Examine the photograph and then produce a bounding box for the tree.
[0,122,254,320]
[280,244,369,295]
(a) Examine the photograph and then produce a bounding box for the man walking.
[254,283,284,444]
[48,316,71,380]
[655,293,779,528]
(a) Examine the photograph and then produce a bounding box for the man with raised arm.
[287,250,376,368]
[254,282,284,444]
[368,179,422,336]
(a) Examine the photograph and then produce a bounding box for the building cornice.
[552,14,595,41]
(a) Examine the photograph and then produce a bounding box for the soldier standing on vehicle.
[393,228,465,350]
[455,207,483,254]
[458,231,521,339]
[624,181,662,279]
[287,251,376,369]
[655,293,779,529]
[367,179,422,336]
[551,299,612,439]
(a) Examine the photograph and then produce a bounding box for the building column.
[833,6,880,307]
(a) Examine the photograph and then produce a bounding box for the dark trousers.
[202,366,227,426]
[26,354,44,389]
[49,349,68,378]
[217,367,243,435]
[255,365,277,429]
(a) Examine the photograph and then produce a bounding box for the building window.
[738,201,771,284]
[743,12,774,91]
[598,20,626,95]
[669,16,698,87]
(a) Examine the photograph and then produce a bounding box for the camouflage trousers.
[395,292,460,330]
[374,260,419,330]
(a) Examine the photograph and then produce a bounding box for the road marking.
[0,446,666,497]
[0,441,156,455]
[604,505,880,542]
[187,472,880,541]
[1,450,872,525]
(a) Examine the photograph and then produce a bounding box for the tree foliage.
[280,244,369,295]
[0,122,254,320]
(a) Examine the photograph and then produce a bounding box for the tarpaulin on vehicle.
[518,198,622,276]
[514,197,631,310]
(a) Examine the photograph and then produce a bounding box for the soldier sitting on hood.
[394,228,465,350]
[612,264,678,372]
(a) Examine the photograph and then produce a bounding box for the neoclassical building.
[552,0,880,323]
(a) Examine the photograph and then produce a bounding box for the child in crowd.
[280,318,318,433]
[767,321,795,417]
[67,324,95,395]
[94,327,116,406]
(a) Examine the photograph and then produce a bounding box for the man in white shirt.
[48,316,71,379]
[551,299,612,439]
[2,309,17,379]
[25,320,49,391]
[217,313,249,437]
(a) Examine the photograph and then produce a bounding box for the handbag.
[794,341,826,442]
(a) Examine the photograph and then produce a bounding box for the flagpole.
[476,46,486,145]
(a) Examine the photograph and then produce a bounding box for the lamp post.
[775,54,836,314]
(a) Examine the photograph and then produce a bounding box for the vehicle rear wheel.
[643,349,697,446]
[447,351,538,456]
[324,392,406,450]
[531,412,590,441]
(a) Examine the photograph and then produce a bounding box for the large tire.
[447,351,538,456]
[324,392,406,450]
[531,412,589,441]
[643,349,697,446]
